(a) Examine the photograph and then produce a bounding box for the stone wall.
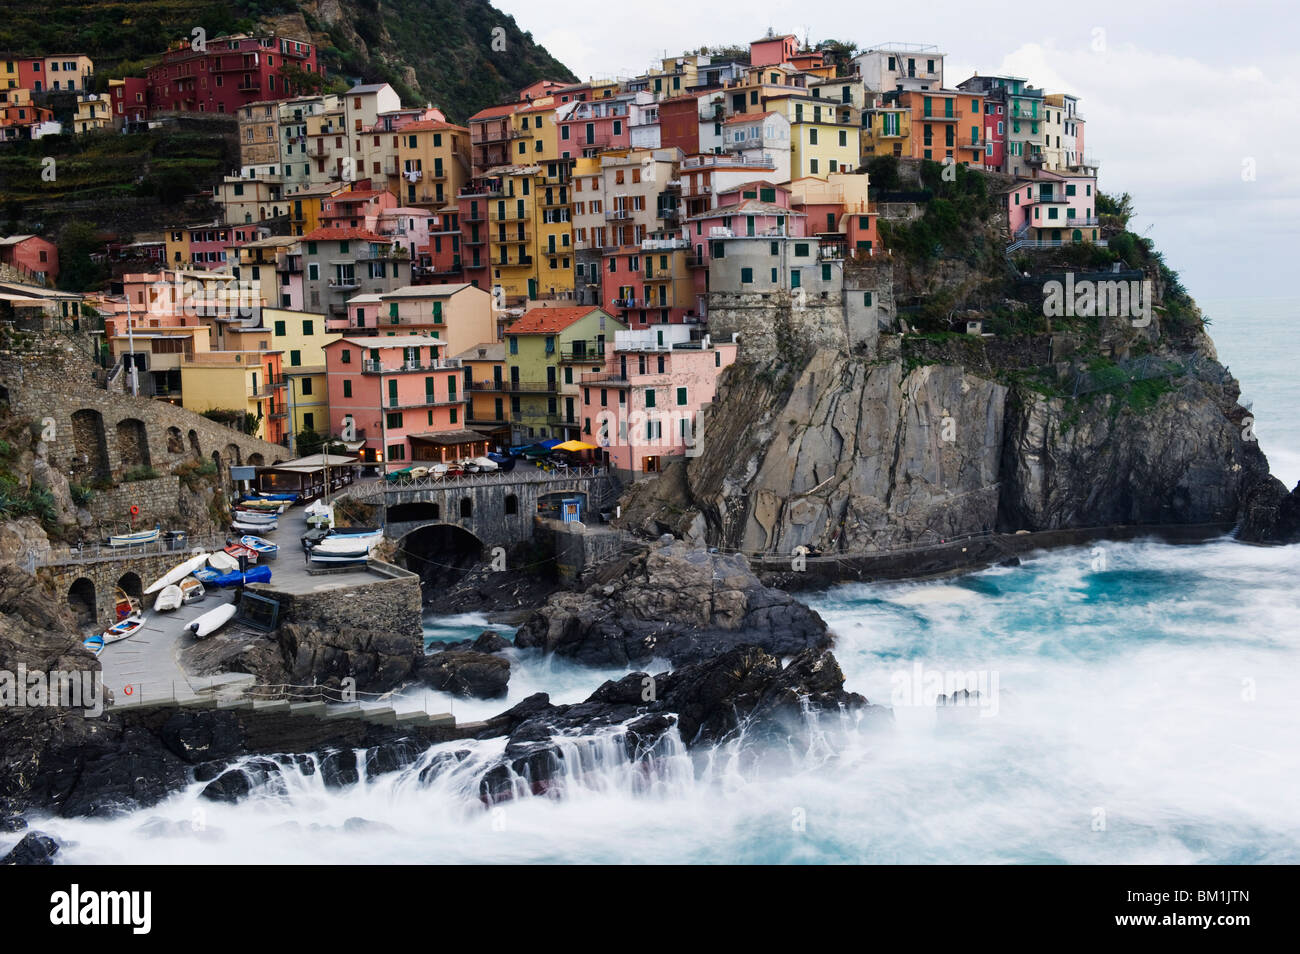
[85,475,181,529]
[39,548,202,630]
[0,344,288,488]
[535,517,633,584]
[251,563,423,647]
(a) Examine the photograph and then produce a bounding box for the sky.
[493,0,1299,306]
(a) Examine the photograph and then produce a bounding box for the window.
[645,389,656,408]
[386,412,403,428]
[302,320,313,336]
[341,349,352,364]
[740,267,753,284]
[794,243,809,257]
[505,494,518,515]
[676,387,687,406]
[274,320,286,335]
[301,378,313,396]
[290,350,301,366]
[863,292,873,306]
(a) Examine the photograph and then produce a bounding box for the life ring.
[130,505,139,516]
[123,685,134,696]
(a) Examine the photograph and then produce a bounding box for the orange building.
[898,89,985,167]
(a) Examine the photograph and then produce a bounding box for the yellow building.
[179,341,286,445]
[483,163,575,301]
[511,99,561,164]
[763,95,861,177]
[452,341,508,439]
[287,183,349,237]
[862,105,912,160]
[72,92,112,134]
[264,306,340,449]
[395,119,472,212]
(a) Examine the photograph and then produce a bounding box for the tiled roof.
[508,306,604,334]
[401,119,466,132]
[723,111,777,125]
[301,227,388,242]
[469,103,522,121]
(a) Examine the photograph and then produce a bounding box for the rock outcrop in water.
[472,646,886,802]
[513,540,831,666]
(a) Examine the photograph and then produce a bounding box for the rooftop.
[508,306,606,334]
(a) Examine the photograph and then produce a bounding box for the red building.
[109,78,149,126]
[657,95,701,156]
[145,33,321,115]
[0,234,59,284]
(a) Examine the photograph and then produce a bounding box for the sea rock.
[417,650,511,698]
[470,647,885,802]
[513,541,831,666]
[1236,476,1300,544]
[1,830,60,865]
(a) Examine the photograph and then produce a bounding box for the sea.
[10,298,1299,864]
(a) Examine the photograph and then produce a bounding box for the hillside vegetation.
[0,0,576,123]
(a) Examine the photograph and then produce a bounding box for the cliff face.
[620,336,1270,555]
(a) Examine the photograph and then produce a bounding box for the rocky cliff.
[620,272,1273,556]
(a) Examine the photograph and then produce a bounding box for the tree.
[57,222,107,292]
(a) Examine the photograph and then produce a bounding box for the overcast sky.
[494,0,1297,305]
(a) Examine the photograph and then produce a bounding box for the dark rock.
[1,830,60,865]
[514,542,831,666]
[320,750,359,788]
[1236,476,1300,543]
[471,631,512,654]
[0,815,26,833]
[159,710,245,764]
[998,556,1021,567]
[417,650,511,698]
[199,769,251,803]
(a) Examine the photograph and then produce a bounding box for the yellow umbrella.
[554,440,598,452]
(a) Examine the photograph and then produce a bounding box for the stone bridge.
[35,539,224,630]
[346,467,622,551]
[0,346,289,488]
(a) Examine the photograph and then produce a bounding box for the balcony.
[463,234,487,246]
[496,233,532,246]
[496,255,534,268]
[540,192,568,208]
[462,208,487,223]
[612,297,639,308]
[580,371,629,386]
[490,208,530,222]
[467,379,509,392]
[605,209,631,221]
[362,359,462,375]
[919,111,959,123]
[560,341,606,362]
[354,246,408,261]
[328,277,360,291]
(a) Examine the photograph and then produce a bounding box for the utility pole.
[124,296,139,396]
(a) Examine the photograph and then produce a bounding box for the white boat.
[208,551,240,572]
[108,528,159,547]
[187,603,237,639]
[102,613,146,645]
[179,577,205,605]
[309,546,371,564]
[153,584,183,612]
[312,534,381,554]
[471,456,498,472]
[409,466,429,479]
[232,508,278,524]
[233,519,277,533]
[144,552,209,594]
[239,535,278,560]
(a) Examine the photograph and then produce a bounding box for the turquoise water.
[11,300,1297,863]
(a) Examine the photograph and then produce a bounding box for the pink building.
[749,33,800,68]
[684,183,805,301]
[324,334,484,470]
[320,188,398,231]
[1005,170,1100,243]
[0,234,59,284]
[558,96,632,159]
[580,324,737,474]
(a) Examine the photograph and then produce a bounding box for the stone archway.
[247,452,264,466]
[116,417,151,470]
[166,426,184,455]
[188,429,202,459]
[224,443,242,467]
[71,408,110,482]
[395,523,484,588]
[68,577,96,629]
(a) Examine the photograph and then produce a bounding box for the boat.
[210,565,272,588]
[192,568,221,584]
[471,456,499,472]
[232,518,277,533]
[231,508,278,523]
[224,542,259,563]
[239,535,278,560]
[153,584,183,612]
[308,545,371,564]
[144,552,209,594]
[237,499,286,513]
[312,534,381,553]
[486,452,516,473]
[430,462,449,477]
[102,613,146,645]
[108,527,160,547]
[114,586,140,620]
[83,633,105,657]
[187,603,237,639]
[179,577,206,604]
[409,466,429,479]
[208,551,240,572]
[245,492,298,503]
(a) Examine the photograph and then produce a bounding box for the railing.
[471,379,553,393]
[30,532,231,568]
[580,371,630,385]
[1006,238,1109,254]
[348,465,607,501]
[363,359,462,374]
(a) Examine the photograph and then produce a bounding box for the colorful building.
[145,33,320,115]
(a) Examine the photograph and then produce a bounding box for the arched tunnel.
[387,502,484,591]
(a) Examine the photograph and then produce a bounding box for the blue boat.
[83,633,105,657]
[192,568,222,584]
[246,492,299,502]
[210,565,272,588]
